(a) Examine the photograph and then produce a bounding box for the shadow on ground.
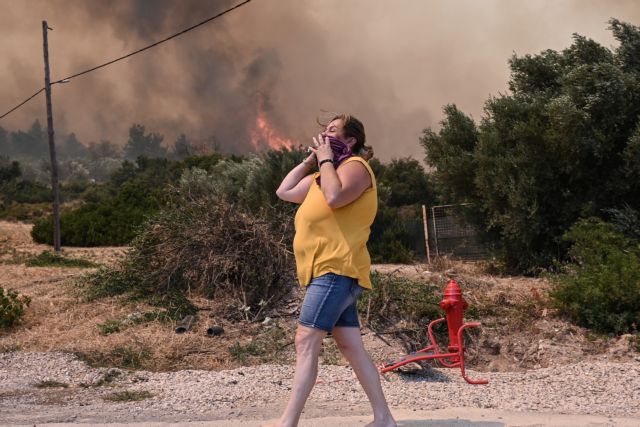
[399,420,502,427]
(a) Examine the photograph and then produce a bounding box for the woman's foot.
[365,414,397,427]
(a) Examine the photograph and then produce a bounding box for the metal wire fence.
[404,204,487,261]
[429,204,486,260]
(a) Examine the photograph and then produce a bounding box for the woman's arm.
[318,160,372,209]
[309,134,372,209]
[275,154,315,204]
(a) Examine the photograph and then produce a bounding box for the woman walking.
[266,114,396,427]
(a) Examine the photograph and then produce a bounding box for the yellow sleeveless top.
[293,156,377,289]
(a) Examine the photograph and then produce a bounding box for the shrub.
[31,157,181,246]
[0,180,51,204]
[358,272,444,352]
[0,287,31,328]
[369,204,414,264]
[229,340,266,365]
[97,319,122,335]
[29,155,234,247]
[34,380,68,389]
[185,148,306,216]
[30,197,152,246]
[80,179,295,320]
[359,272,442,329]
[551,218,640,334]
[76,345,153,370]
[25,251,97,268]
[103,390,153,402]
[0,157,21,181]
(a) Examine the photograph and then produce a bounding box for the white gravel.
[0,351,639,424]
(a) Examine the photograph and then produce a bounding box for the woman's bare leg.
[332,327,396,427]
[263,325,326,427]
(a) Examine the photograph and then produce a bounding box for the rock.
[396,362,423,374]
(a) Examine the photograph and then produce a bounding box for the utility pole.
[42,20,61,251]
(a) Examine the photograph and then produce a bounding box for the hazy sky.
[1,0,639,161]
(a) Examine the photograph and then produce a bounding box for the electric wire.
[0,0,252,120]
[0,88,45,120]
[53,0,252,83]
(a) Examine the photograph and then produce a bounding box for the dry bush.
[358,272,445,356]
[83,192,296,321]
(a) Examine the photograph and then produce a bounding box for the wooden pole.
[42,21,61,251]
[421,204,431,264]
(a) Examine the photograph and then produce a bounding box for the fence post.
[421,204,431,264]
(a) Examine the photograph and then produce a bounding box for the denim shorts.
[298,272,365,333]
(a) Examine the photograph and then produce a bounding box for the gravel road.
[1,352,639,425]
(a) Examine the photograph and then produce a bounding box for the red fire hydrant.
[439,278,468,360]
[378,276,488,384]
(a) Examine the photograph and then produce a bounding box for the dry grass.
[369,258,631,372]
[103,390,154,402]
[34,380,69,389]
[1,287,295,371]
[2,221,635,374]
[0,221,296,372]
[0,221,127,267]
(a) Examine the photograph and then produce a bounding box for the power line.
[0,0,253,121]
[54,0,252,83]
[0,88,44,120]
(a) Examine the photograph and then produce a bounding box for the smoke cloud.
[1,0,638,160]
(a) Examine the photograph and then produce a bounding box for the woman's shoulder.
[343,156,370,168]
[341,156,376,189]
[343,156,374,174]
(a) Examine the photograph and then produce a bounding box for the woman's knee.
[333,330,365,358]
[294,326,324,356]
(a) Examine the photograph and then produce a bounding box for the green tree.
[420,105,479,205]
[0,157,50,204]
[0,157,21,182]
[421,19,640,272]
[170,134,194,159]
[123,124,167,160]
[0,127,8,156]
[59,133,88,159]
[10,120,47,159]
[379,157,436,207]
[87,140,121,160]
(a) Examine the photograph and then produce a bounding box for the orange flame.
[250,103,295,151]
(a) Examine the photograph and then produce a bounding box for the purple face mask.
[325,135,353,165]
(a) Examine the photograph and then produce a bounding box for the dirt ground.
[0,220,637,374]
[2,220,640,427]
